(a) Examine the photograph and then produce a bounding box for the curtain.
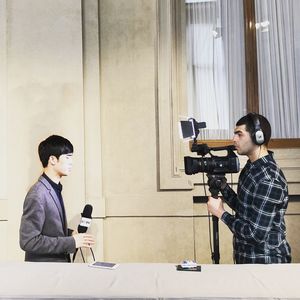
[255,0,300,138]
[186,0,246,140]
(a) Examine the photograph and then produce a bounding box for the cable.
[72,249,78,262]
[73,247,96,263]
[230,173,235,215]
[192,212,197,262]
[90,248,95,262]
[229,172,236,264]
[79,248,85,263]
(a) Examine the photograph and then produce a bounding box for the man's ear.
[48,155,58,166]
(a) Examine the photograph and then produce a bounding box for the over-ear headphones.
[248,113,265,145]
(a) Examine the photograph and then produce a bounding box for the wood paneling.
[243,0,259,114]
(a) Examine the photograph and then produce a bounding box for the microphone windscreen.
[82,204,93,218]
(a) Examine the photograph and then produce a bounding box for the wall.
[0,0,103,262]
[0,0,299,264]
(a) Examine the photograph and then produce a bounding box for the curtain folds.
[255,0,300,138]
[186,0,246,140]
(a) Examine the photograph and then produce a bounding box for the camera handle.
[207,174,226,264]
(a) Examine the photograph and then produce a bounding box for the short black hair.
[38,135,73,168]
[236,113,272,146]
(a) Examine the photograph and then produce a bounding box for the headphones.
[248,113,265,145]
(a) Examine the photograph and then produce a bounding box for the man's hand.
[73,233,95,248]
[207,196,226,219]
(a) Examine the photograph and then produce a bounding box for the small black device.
[176,260,201,272]
[176,265,201,272]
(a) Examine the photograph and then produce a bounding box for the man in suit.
[19,135,95,262]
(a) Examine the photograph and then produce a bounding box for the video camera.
[180,118,240,176]
[179,118,240,265]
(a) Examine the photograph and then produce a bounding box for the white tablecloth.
[0,262,299,299]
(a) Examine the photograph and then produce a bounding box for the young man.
[207,113,291,263]
[19,135,94,262]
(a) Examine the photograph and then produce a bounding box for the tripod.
[207,174,226,264]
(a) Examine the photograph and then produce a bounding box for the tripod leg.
[207,174,225,264]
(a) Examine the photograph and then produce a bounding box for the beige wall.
[0,0,299,264]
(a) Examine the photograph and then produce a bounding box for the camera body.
[184,144,240,176]
[179,118,240,176]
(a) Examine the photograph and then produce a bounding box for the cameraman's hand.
[73,233,95,249]
[207,175,227,191]
[207,196,225,219]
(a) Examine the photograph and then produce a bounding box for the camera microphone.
[78,204,93,233]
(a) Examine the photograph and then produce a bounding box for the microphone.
[73,204,93,263]
[77,204,93,233]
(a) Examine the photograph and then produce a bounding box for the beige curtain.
[255,0,300,138]
[186,0,246,140]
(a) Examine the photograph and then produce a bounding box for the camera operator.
[207,113,291,264]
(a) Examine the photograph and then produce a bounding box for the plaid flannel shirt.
[221,152,291,264]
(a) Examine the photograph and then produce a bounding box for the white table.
[0,262,299,299]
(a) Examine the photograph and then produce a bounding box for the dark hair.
[38,135,73,167]
[236,113,272,146]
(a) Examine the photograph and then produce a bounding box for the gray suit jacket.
[19,176,76,262]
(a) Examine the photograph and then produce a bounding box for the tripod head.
[207,174,227,199]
